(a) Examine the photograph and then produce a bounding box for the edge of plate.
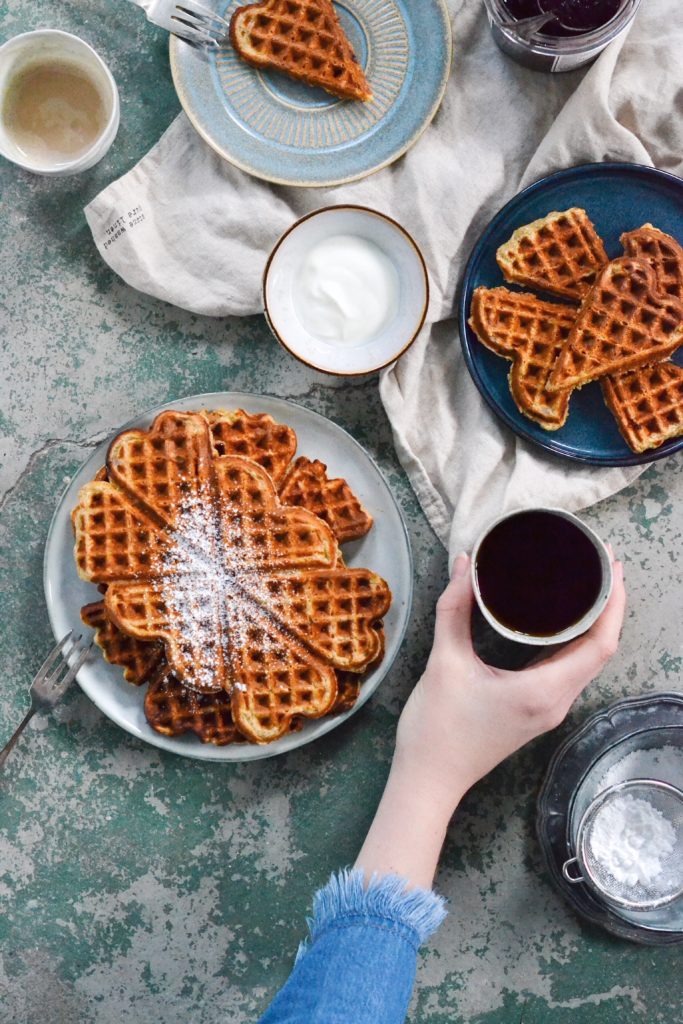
[43,390,414,762]
[169,0,453,188]
[458,161,683,467]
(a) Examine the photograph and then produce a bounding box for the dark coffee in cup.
[473,509,606,640]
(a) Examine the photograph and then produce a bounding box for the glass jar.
[483,0,642,72]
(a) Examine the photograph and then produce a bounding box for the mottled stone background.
[0,2,681,1022]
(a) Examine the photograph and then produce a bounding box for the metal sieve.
[562,779,683,913]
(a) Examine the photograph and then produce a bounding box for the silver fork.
[126,0,232,48]
[0,632,93,769]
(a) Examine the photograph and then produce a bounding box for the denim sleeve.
[257,869,447,1024]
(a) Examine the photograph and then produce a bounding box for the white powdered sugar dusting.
[152,490,282,692]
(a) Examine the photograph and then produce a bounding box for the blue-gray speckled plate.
[170,0,451,186]
[459,163,683,467]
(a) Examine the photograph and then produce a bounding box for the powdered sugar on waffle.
[153,488,279,692]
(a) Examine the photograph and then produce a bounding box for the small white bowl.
[0,29,119,176]
[263,205,429,376]
[471,507,613,647]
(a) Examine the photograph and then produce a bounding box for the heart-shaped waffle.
[602,362,683,454]
[468,286,575,429]
[230,0,372,103]
[279,456,373,542]
[496,209,608,302]
[73,411,390,743]
[621,224,683,303]
[206,408,297,486]
[80,600,164,686]
[548,258,683,393]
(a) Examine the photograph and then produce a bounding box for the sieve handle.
[562,857,585,885]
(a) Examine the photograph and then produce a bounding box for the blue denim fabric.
[258,869,447,1024]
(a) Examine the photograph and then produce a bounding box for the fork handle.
[0,708,37,769]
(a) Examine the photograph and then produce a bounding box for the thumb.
[434,553,474,648]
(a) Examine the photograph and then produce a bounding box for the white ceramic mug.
[0,29,119,176]
[470,507,613,646]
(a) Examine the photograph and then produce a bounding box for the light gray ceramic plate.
[43,392,413,761]
[170,0,452,186]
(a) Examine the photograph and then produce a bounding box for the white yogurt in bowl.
[293,234,400,347]
[264,206,429,376]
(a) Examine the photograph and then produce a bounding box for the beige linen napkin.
[85,0,683,557]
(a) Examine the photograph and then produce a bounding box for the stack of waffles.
[469,214,683,452]
[73,409,390,746]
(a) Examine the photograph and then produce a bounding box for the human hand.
[394,550,626,813]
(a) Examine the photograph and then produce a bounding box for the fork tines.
[33,632,94,702]
[172,2,230,45]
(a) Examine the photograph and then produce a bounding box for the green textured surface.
[0,2,681,1022]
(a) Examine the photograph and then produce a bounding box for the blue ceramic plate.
[170,0,451,187]
[459,163,683,466]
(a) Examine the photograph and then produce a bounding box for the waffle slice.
[602,362,683,453]
[278,456,373,542]
[548,258,683,393]
[468,286,575,429]
[621,225,683,302]
[73,481,173,584]
[228,601,338,743]
[496,209,608,301]
[250,569,391,671]
[81,600,163,686]
[145,665,244,746]
[207,409,296,486]
[107,411,214,531]
[230,0,371,102]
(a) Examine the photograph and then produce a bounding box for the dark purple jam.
[501,0,623,37]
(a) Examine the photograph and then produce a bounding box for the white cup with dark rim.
[263,205,429,377]
[471,507,613,646]
[0,29,119,176]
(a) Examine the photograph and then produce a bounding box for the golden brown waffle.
[621,224,683,302]
[145,666,243,746]
[230,0,372,103]
[73,410,390,744]
[468,286,575,429]
[73,481,173,584]
[332,621,385,713]
[496,209,608,302]
[602,362,683,453]
[81,600,163,686]
[206,409,296,486]
[279,456,373,542]
[107,411,212,531]
[548,258,683,393]
[253,569,390,670]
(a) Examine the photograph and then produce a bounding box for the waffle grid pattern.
[254,570,390,669]
[230,0,371,102]
[549,258,683,392]
[602,362,683,453]
[621,225,683,303]
[145,667,242,746]
[496,209,608,301]
[279,457,373,542]
[207,409,296,486]
[74,483,169,583]
[469,286,575,429]
[80,600,164,686]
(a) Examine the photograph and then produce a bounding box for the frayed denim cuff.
[297,868,448,961]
